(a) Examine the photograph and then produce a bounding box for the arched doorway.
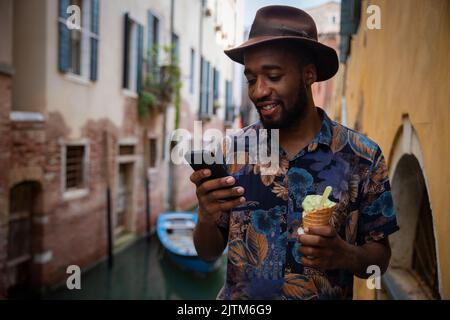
[7,181,42,298]
[383,117,441,299]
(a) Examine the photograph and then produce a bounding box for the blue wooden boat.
[156,212,226,274]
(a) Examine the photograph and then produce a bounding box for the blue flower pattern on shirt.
[216,108,399,300]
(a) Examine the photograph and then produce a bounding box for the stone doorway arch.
[383,116,441,299]
[7,181,42,298]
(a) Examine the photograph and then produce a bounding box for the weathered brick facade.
[1,96,168,294]
[0,73,12,298]
[1,0,242,297]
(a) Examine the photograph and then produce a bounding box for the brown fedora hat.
[224,5,339,82]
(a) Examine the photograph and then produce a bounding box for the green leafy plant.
[138,44,182,122]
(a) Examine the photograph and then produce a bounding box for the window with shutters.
[58,0,99,81]
[147,12,160,82]
[212,68,220,115]
[189,48,195,94]
[225,80,234,122]
[63,143,89,193]
[199,56,211,117]
[148,138,158,169]
[123,14,144,93]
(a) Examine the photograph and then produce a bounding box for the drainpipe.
[198,0,204,119]
[103,131,113,268]
[166,0,176,211]
[144,130,151,242]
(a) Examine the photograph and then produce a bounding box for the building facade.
[0,0,243,297]
[334,0,450,299]
[306,1,340,113]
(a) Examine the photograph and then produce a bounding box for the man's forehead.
[244,64,282,75]
[243,47,294,71]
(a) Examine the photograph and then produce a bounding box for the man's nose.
[252,78,271,100]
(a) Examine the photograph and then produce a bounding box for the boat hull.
[156,212,225,275]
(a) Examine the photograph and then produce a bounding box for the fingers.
[298,234,327,247]
[208,186,245,201]
[298,245,327,258]
[201,196,246,218]
[197,176,236,197]
[301,256,322,269]
[304,225,336,238]
[217,196,246,211]
[190,169,211,186]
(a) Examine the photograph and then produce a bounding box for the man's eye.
[246,79,256,85]
[268,75,281,81]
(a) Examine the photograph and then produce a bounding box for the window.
[171,33,179,63]
[123,13,144,92]
[213,68,220,101]
[225,80,233,122]
[212,68,220,115]
[148,138,158,168]
[119,145,135,156]
[65,145,87,190]
[199,56,211,116]
[147,12,159,79]
[69,0,82,75]
[58,0,99,81]
[189,48,195,94]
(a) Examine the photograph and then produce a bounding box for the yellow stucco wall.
[331,0,450,299]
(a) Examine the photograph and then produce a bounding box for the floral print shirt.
[216,108,399,300]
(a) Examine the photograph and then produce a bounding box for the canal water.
[47,235,227,300]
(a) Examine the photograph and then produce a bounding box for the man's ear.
[303,64,317,85]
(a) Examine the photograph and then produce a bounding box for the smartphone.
[184,150,229,180]
[185,150,240,200]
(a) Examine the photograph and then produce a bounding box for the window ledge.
[64,73,91,86]
[10,111,45,122]
[122,89,138,99]
[148,167,159,175]
[198,113,212,121]
[63,188,89,201]
[382,267,435,300]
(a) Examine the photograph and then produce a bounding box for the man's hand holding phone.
[190,169,246,225]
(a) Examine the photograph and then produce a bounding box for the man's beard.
[258,83,309,130]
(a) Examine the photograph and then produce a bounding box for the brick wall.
[0,73,12,298]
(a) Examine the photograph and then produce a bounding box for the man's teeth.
[262,104,277,110]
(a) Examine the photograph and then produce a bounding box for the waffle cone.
[302,206,335,228]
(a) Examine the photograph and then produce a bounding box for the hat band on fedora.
[249,23,314,40]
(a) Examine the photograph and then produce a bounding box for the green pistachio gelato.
[302,195,336,216]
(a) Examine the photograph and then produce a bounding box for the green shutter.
[58,0,71,73]
[90,0,99,81]
[147,12,154,74]
[340,0,362,63]
[205,60,210,114]
[226,80,234,122]
[199,57,205,114]
[122,13,130,89]
[137,24,144,92]
[341,0,361,35]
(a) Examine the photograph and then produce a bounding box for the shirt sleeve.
[357,148,400,245]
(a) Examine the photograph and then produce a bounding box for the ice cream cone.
[302,205,335,228]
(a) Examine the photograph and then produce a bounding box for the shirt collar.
[306,107,333,152]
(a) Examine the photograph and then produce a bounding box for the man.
[191,5,399,299]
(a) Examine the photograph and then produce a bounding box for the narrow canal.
[47,235,227,300]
